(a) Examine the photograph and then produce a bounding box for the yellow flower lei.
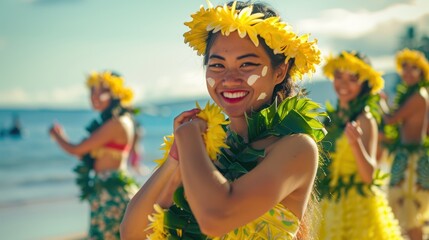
[323,51,384,94]
[396,48,429,81]
[183,1,321,81]
[86,71,134,106]
[146,204,168,240]
[154,101,229,168]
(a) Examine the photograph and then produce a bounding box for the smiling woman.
[316,51,403,239]
[120,1,326,240]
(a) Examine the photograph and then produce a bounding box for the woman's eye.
[241,62,260,68]
[208,63,224,68]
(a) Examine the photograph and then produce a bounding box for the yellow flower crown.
[183,1,321,81]
[323,51,384,94]
[86,71,134,106]
[396,48,429,81]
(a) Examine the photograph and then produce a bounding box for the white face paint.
[261,66,268,77]
[257,92,267,101]
[99,93,111,102]
[207,77,215,88]
[247,75,260,86]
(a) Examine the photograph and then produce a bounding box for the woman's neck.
[229,116,248,142]
[338,100,349,109]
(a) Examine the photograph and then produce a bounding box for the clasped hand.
[169,108,208,161]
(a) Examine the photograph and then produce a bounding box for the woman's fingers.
[173,108,201,130]
[346,121,363,141]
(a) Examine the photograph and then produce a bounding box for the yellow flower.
[183,0,320,81]
[154,101,229,168]
[147,204,168,239]
[323,51,384,94]
[396,48,429,81]
[196,101,230,161]
[85,71,134,106]
[153,134,174,168]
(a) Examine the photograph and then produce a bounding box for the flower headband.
[86,71,134,106]
[323,51,384,94]
[396,48,429,81]
[183,1,321,81]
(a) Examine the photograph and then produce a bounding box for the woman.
[316,51,403,239]
[50,71,138,240]
[384,49,429,240]
[121,1,325,239]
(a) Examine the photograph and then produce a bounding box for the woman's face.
[333,70,362,106]
[401,62,423,86]
[90,86,111,111]
[205,32,286,118]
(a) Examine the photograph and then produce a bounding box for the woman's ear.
[274,62,289,84]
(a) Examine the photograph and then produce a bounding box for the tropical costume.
[75,71,138,239]
[316,52,403,239]
[149,98,326,240]
[147,1,325,239]
[385,49,429,231]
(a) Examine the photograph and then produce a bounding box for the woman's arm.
[49,119,124,157]
[345,113,377,183]
[175,119,318,236]
[120,158,180,239]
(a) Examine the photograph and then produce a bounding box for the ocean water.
[0,106,185,239]
[0,78,400,240]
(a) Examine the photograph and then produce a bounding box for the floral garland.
[148,96,327,239]
[323,51,384,94]
[183,1,321,81]
[86,71,134,106]
[317,93,387,201]
[396,48,429,81]
[74,100,138,201]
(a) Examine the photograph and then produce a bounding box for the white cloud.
[136,68,209,104]
[297,0,429,38]
[0,88,29,104]
[371,55,396,72]
[0,85,87,108]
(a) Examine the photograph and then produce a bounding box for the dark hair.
[203,1,296,103]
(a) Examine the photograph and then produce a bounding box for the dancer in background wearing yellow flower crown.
[383,49,429,240]
[121,1,327,239]
[49,71,139,239]
[316,51,403,239]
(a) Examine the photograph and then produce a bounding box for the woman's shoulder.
[268,134,318,166]
[104,114,133,128]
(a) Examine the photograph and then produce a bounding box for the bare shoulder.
[267,134,318,171]
[97,117,124,134]
[408,88,428,105]
[104,117,122,128]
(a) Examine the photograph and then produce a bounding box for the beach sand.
[0,197,88,240]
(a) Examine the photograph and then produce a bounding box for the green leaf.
[275,110,313,135]
[236,146,265,163]
[173,186,191,212]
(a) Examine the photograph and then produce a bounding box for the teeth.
[223,91,247,99]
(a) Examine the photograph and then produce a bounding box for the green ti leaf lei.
[383,81,429,152]
[73,100,138,201]
[317,93,387,201]
[161,96,327,239]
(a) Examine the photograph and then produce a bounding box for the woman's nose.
[222,69,242,86]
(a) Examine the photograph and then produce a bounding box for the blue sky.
[0,0,428,108]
